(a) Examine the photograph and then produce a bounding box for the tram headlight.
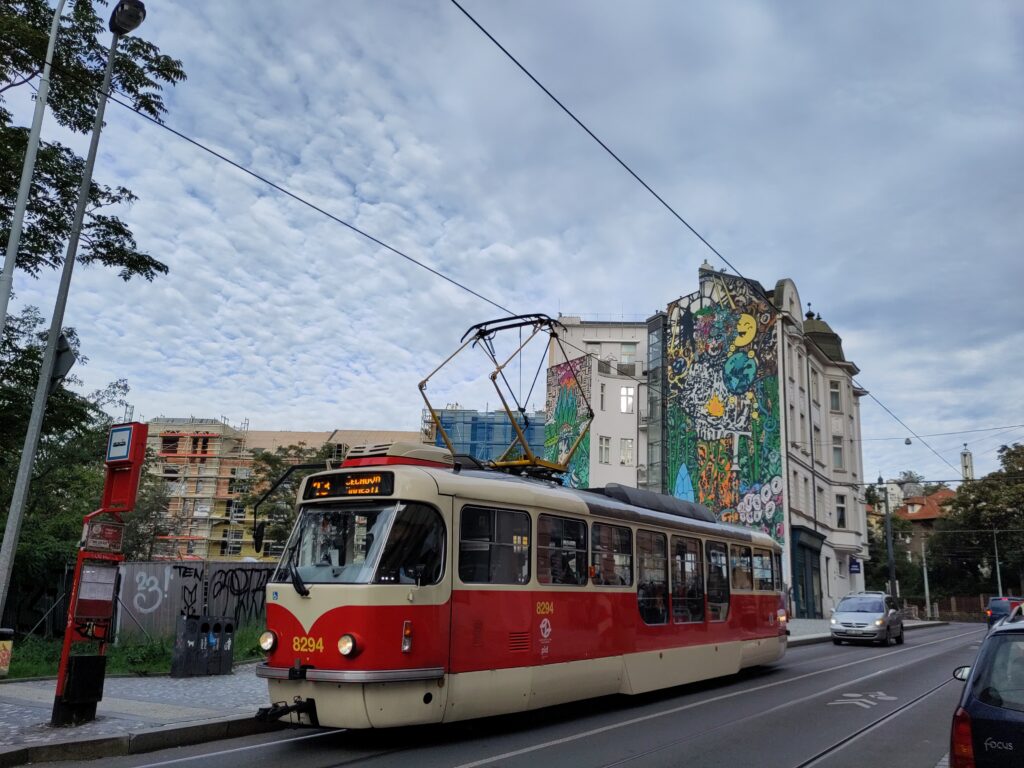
[338,634,357,656]
[258,630,277,652]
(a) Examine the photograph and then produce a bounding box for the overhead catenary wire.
[446,2,965,476]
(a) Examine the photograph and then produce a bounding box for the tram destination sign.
[304,471,395,499]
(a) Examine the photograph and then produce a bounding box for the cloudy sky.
[9,0,1024,484]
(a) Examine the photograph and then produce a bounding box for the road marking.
[135,729,340,768]
[451,627,982,768]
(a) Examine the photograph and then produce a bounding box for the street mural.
[666,272,784,544]
[545,355,591,488]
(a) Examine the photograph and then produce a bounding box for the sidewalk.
[0,662,277,767]
[0,621,949,767]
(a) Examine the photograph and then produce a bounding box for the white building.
[546,315,648,488]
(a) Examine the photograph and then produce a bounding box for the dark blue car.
[951,609,1024,767]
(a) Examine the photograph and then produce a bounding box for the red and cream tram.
[256,441,788,729]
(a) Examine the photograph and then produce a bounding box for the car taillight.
[950,706,975,768]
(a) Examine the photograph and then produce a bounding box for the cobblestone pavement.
[0,663,266,749]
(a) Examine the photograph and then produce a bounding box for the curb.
[787,620,949,648]
[0,714,283,768]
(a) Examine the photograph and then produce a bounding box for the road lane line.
[135,729,340,768]
[451,627,982,768]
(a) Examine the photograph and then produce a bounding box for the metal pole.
[0,32,121,619]
[0,0,69,340]
[883,490,897,597]
[994,529,1004,596]
[922,541,930,620]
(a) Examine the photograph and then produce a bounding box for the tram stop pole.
[51,422,147,727]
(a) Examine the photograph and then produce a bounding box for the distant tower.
[961,443,975,481]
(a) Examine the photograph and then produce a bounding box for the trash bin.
[217,621,234,675]
[202,617,234,675]
[170,615,202,678]
[0,628,13,678]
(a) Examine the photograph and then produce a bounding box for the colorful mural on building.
[666,272,784,544]
[545,356,592,489]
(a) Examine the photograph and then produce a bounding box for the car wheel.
[833,638,842,645]
[895,626,905,645]
[879,628,891,647]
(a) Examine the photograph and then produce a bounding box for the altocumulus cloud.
[9,0,1023,481]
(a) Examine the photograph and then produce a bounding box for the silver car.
[830,592,905,646]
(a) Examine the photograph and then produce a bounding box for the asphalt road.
[56,623,985,768]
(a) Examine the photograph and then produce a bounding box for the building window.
[830,381,842,411]
[813,426,821,459]
[220,529,242,556]
[836,494,847,528]
[599,436,611,464]
[227,499,245,523]
[811,370,820,404]
[832,435,844,469]
[161,436,179,453]
[620,386,635,414]
[620,438,634,465]
[585,342,601,358]
[620,342,637,365]
[195,479,205,494]
[600,383,606,411]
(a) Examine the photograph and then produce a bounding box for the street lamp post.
[0,0,147,621]
[878,475,897,597]
[0,0,69,341]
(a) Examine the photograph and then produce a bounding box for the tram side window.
[774,552,783,591]
[459,506,531,585]
[637,530,668,625]
[537,515,588,586]
[752,548,773,591]
[373,503,445,585]
[730,544,753,590]
[591,523,633,586]
[671,535,705,623]
[706,541,730,621]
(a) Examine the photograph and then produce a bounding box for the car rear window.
[973,635,1024,713]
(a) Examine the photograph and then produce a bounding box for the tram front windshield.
[275,501,444,585]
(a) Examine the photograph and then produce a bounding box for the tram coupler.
[256,696,319,727]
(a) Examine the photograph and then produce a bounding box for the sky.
[8,0,1024,485]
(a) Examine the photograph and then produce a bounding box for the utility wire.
[0,37,514,318]
[447,2,964,475]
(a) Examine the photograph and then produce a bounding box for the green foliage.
[121,448,180,560]
[0,307,128,622]
[0,0,186,282]
[6,635,173,678]
[928,444,1024,596]
[237,443,333,555]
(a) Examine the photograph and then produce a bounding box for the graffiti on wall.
[666,272,784,544]
[545,355,592,488]
[120,561,275,637]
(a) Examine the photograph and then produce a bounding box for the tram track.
[792,677,957,768]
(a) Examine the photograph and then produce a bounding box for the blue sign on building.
[849,557,861,574]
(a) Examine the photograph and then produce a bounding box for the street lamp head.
[109,0,146,35]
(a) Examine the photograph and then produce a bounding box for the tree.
[121,448,178,560]
[1,0,185,283]
[0,306,128,624]
[940,444,1024,596]
[238,443,333,558]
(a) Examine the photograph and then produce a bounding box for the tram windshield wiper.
[289,563,310,597]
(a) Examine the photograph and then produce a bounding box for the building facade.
[426,408,546,462]
[645,265,870,618]
[546,316,648,488]
[146,419,422,561]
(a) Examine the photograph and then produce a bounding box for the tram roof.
[426,466,779,551]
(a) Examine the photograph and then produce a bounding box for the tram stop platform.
[0,620,946,767]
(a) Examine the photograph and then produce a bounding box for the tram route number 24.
[292,635,325,652]
[536,601,555,615]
